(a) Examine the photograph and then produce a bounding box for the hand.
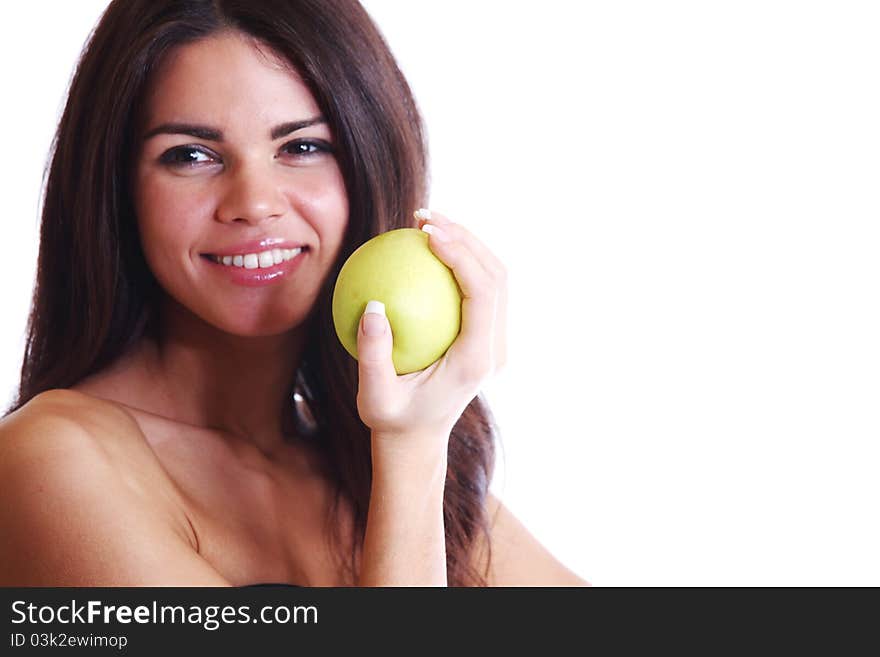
[355,209,507,451]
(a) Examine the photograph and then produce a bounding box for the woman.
[0,0,587,586]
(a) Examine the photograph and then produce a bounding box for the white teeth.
[258,251,274,268]
[212,247,303,268]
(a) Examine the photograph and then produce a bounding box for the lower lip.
[201,250,308,287]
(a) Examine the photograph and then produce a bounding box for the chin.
[213,311,311,339]
[163,293,311,340]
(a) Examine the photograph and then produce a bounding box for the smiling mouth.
[201,246,307,269]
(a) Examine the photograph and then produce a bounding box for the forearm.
[358,436,448,586]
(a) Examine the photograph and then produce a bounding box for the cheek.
[134,174,213,256]
[296,167,349,252]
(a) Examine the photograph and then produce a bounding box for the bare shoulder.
[0,389,229,586]
[1,387,144,444]
[474,492,591,587]
[8,389,172,481]
[1,389,177,505]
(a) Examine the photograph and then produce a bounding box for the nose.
[215,160,287,226]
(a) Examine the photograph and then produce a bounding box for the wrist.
[370,431,449,489]
[370,427,450,460]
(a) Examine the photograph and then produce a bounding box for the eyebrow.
[142,116,326,141]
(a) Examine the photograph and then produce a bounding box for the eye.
[158,145,217,167]
[279,139,333,159]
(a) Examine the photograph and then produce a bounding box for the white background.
[2,1,878,586]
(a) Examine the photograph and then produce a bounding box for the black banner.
[1,587,873,654]
[2,587,587,653]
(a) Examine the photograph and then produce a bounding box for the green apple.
[332,227,462,374]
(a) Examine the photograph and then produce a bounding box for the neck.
[139,296,307,457]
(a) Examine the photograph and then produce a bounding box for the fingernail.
[414,208,432,221]
[362,300,386,336]
[421,223,449,242]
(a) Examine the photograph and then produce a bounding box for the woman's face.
[134,31,349,336]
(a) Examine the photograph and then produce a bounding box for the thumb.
[356,300,397,403]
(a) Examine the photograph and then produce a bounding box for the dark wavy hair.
[4,0,497,586]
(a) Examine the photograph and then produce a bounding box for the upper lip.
[201,238,308,257]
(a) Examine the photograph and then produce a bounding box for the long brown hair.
[4,0,497,586]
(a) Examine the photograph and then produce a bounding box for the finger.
[355,300,397,422]
[415,209,508,372]
[430,221,507,373]
[419,224,497,385]
[415,208,505,281]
